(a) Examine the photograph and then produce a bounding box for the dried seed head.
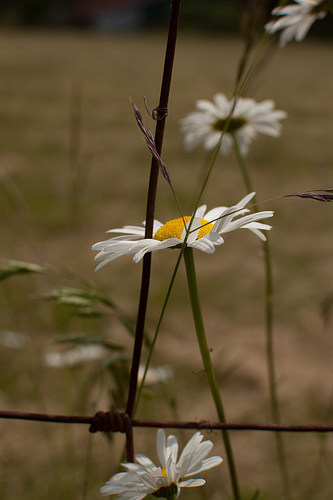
[286,189,333,202]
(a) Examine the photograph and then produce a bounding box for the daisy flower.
[265,0,330,48]
[92,192,273,270]
[180,93,287,156]
[101,428,223,499]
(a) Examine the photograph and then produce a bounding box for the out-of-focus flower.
[44,345,105,367]
[265,0,330,48]
[180,93,287,156]
[0,330,30,349]
[138,364,173,386]
[92,192,273,269]
[101,429,223,499]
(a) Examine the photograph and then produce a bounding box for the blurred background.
[0,0,256,31]
[0,0,332,34]
[0,1,333,500]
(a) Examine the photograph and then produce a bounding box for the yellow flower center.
[161,468,168,479]
[154,216,213,241]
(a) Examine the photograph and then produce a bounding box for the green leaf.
[57,295,92,307]
[55,334,123,351]
[74,307,103,318]
[40,284,151,347]
[40,287,92,302]
[249,490,260,500]
[0,260,47,281]
[99,353,131,368]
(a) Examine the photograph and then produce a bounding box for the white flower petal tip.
[180,92,287,156]
[100,429,222,499]
[44,345,105,368]
[92,195,273,269]
[137,364,174,386]
[0,330,30,349]
[265,0,329,48]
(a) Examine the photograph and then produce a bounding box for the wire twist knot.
[152,106,168,121]
[89,411,132,434]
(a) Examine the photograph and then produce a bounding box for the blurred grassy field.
[0,28,333,500]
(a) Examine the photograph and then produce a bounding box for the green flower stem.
[231,133,253,195]
[231,133,291,499]
[183,246,241,500]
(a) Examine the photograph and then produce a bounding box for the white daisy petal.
[179,445,214,476]
[207,232,224,245]
[141,471,166,490]
[184,218,202,245]
[213,92,232,113]
[196,99,220,114]
[177,432,203,465]
[234,191,256,208]
[179,478,206,488]
[189,238,218,254]
[152,220,164,233]
[131,240,165,263]
[245,227,267,241]
[94,255,123,271]
[185,456,224,476]
[107,225,147,237]
[96,241,138,255]
[203,206,227,221]
[194,205,208,218]
[245,222,273,231]
[217,211,273,235]
[203,131,223,150]
[122,462,145,473]
[156,428,167,467]
[166,434,179,464]
[133,238,182,263]
[135,454,156,469]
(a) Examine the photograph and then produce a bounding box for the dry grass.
[0,28,333,500]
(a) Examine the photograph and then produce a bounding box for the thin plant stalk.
[234,31,272,100]
[232,132,291,500]
[192,135,223,214]
[125,0,182,462]
[183,246,241,500]
[133,249,184,415]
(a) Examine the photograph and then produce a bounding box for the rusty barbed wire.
[1,409,333,434]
